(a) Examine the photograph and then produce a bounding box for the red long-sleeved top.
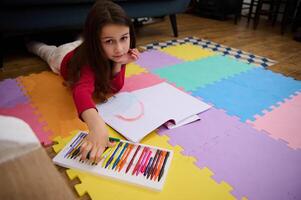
[60,50,126,116]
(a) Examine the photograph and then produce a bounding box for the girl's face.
[100,23,130,63]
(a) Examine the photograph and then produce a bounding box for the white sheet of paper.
[97,82,211,142]
[165,114,200,129]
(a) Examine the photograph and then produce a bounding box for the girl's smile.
[113,53,125,58]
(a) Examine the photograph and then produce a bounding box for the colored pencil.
[147,149,160,179]
[112,143,128,170]
[153,151,166,181]
[125,145,141,173]
[117,144,133,172]
[158,151,170,182]
[132,147,147,175]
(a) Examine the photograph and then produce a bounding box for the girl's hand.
[80,127,115,163]
[118,48,140,65]
[80,108,116,163]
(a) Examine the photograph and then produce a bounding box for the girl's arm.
[80,108,115,162]
[78,48,140,162]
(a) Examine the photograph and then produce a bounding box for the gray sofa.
[0,0,190,67]
[117,0,190,37]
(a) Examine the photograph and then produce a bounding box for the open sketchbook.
[97,82,211,142]
[53,132,173,191]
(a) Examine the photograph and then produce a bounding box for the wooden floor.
[1,13,301,81]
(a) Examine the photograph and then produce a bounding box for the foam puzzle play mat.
[1,36,301,200]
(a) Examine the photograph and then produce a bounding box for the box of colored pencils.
[53,131,173,191]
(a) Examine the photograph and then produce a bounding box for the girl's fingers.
[79,141,87,152]
[131,51,138,57]
[130,52,139,59]
[132,48,138,53]
[94,141,115,163]
[129,48,137,53]
[79,140,116,163]
[131,49,139,56]
[129,49,139,57]
[95,146,106,163]
[133,49,140,56]
[133,53,140,60]
[107,140,116,148]
[81,141,92,161]
[89,144,98,162]
[131,54,138,61]
[79,140,87,156]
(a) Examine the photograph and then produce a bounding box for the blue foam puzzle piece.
[192,67,301,121]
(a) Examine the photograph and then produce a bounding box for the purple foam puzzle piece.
[158,107,301,200]
[135,50,184,71]
[0,79,28,108]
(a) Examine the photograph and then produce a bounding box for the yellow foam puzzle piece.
[53,131,236,200]
[125,62,147,78]
[160,44,216,61]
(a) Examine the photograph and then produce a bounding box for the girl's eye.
[121,36,128,41]
[105,40,113,44]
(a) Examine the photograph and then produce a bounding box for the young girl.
[27,0,139,163]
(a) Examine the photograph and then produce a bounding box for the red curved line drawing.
[114,101,144,121]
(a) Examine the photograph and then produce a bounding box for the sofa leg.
[169,14,178,37]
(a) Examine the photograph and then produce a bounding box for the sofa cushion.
[0,5,91,34]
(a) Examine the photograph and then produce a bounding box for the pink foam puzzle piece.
[0,103,52,146]
[121,72,165,92]
[249,92,301,150]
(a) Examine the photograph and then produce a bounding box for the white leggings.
[27,40,83,74]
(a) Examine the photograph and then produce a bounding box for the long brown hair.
[67,0,136,102]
